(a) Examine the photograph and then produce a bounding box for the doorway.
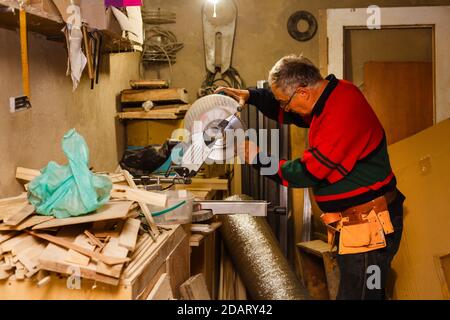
[344,27,434,144]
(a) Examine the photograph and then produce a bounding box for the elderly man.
[216,55,405,300]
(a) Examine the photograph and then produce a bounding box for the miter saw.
[129,93,243,187]
[170,93,244,178]
[133,94,267,217]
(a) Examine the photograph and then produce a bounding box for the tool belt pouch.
[377,210,394,234]
[340,222,371,247]
[338,210,387,255]
[320,213,341,250]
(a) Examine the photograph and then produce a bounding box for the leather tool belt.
[320,190,397,255]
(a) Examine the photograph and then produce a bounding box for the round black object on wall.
[287,10,317,42]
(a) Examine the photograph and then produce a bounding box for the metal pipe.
[219,195,309,300]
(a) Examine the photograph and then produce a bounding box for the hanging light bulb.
[207,0,219,18]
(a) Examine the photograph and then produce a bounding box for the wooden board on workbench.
[32,201,133,230]
[4,204,35,226]
[118,218,141,251]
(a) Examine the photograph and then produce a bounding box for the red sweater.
[248,75,396,212]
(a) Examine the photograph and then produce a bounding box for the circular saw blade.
[184,94,244,161]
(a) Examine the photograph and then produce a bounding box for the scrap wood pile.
[0,167,172,286]
[117,80,190,120]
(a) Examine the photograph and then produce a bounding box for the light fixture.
[207,0,219,18]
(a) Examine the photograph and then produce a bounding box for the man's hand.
[237,140,260,164]
[214,87,250,108]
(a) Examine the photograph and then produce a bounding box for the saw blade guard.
[183,94,245,163]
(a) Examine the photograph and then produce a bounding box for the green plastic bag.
[28,129,112,219]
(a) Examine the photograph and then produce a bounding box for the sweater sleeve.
[252,154,320,188]
[247,88,309,128]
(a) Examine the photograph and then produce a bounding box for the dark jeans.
[336,190,406,300]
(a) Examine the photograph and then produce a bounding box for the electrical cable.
[140,17,184,84]
[198,66,246,97]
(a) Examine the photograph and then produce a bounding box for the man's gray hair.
[268,55,323,94]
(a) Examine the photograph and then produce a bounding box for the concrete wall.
[144,0,449,101]
[0,28,140,197]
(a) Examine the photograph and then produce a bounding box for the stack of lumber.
[0,198,141,285]
[119,80,190,120]
[0,167,191,299]
[0,167,170,286]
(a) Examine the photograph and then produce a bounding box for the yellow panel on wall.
[388,119,450,300]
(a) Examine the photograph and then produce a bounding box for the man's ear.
[297,87,310,99]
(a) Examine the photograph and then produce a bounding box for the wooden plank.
[128,228,187,300]
[11,235,41,256]
[297,240,331,258]
[32,201,133,230]
[118,218,141,251]
[0,233,29,252]
[0,200,28,222]
[15,215,53,231]
[28,231,130,266]
[322,251,340,300]
[118,104,190,120]
[130,79,169,89]
[39,243,119,286]
[111,185,166,208]
[146,273,173,300]
[15,167,40,182]
[108,173,126,184]
[121,170,159,237]
[65,234,95,266]
[191,222,222,234]
[180,274,211,300]
[0,193,27,206]
[91,220,124,238]
[3,204,35,226]
[0,232,18,245]
[118,111,181,120]
[165,234,190,299]
[96,237,129,279]
[0,0,63,38]
[16,243,46,273]
[189,234,204,247]
[122,226,182,281]
[176,178,228,191]
[121,88,189,105]
[83,230,104,249]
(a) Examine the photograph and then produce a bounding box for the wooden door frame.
[319,6,450,123]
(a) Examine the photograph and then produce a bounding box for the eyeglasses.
[279,89,298,111]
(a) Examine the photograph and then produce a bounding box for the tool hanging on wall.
[9,0,32,113]
[82,24,94,82]
[287,10,317,42]
[199,0,245,97]
[19,1,30,98]
[63,3,87,91]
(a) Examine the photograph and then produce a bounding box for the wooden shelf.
[100,29,139,54]
[0,0,64,38]
[0,0,138,52]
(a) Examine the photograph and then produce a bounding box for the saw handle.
[215,87,249,109]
